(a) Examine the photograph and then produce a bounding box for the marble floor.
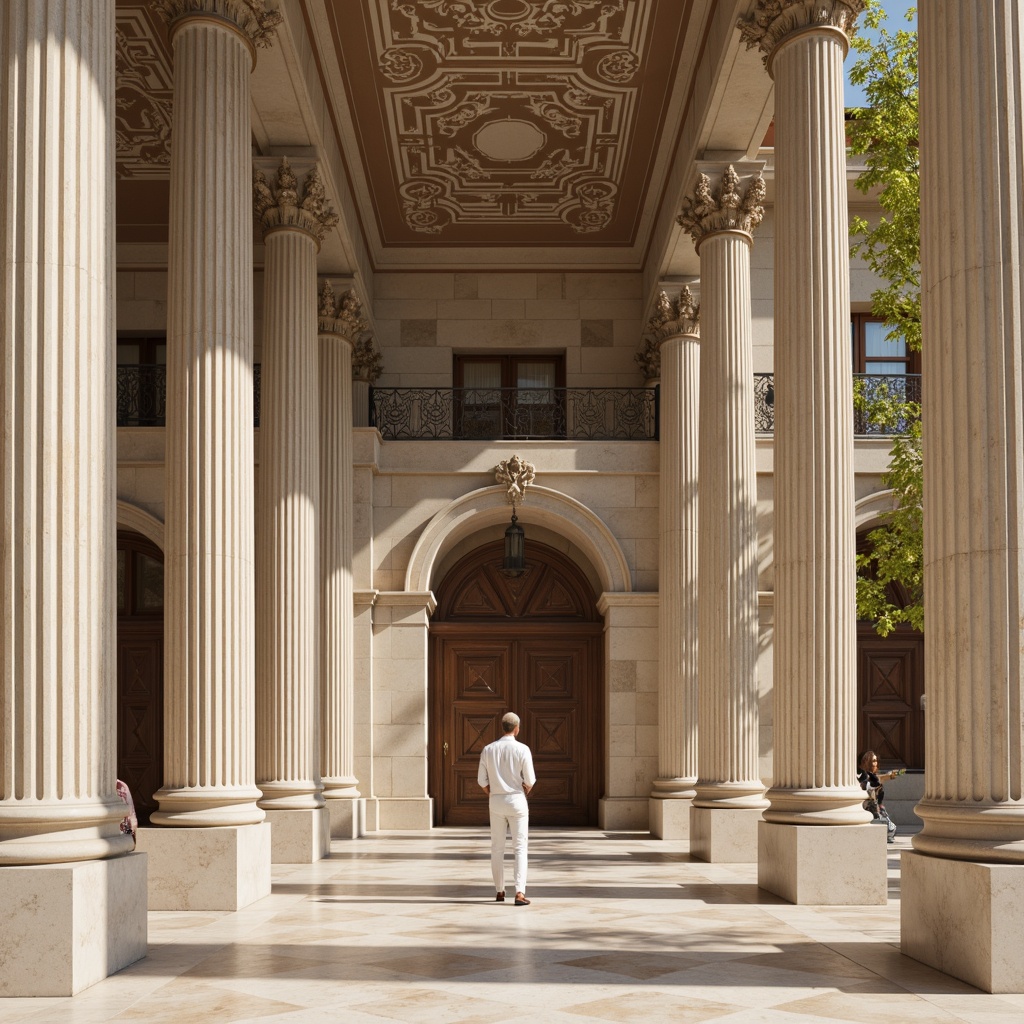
[3,827,1023,1023]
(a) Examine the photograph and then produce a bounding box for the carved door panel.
[117,628,163,825]
[857,632,924,770]
[436,632,598,826]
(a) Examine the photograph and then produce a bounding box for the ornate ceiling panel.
[317,0,697,249]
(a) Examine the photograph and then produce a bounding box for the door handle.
[443,741,449,759]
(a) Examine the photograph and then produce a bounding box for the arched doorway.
[116,530,165,825]
[430,539,604,826]
[856,529,925,770]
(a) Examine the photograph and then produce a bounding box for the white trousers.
[489,793,529,894]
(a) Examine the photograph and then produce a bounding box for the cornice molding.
[154,0,282,49]
[677,166,765,249]
[738,0,866,67]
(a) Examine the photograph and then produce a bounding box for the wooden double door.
[431,541,603,826]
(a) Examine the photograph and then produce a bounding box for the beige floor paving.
[3,828,1024,1023]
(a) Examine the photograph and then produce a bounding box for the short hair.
[501,712,520,733]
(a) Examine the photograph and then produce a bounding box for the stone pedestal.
[649,793,693,839]
[377,798,434,830]
[902,853,1024,992]
[0,855,148,997]
[690,807,761,863]
[758,821,886,905]
[327,798,366,839]
[264,808,330,863]
[137,823,271,911]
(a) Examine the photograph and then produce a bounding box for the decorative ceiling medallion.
[340,0,661,241]
[115,4,174,179]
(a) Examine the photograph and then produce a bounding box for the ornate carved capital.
[495,455,536,508]
[155,0,283,49]
[352,336,383,384]
[318,281,369,343]
[738,0,866,67]
[634,337,661,381]
[253,157,340,246]
[677,166,765,249]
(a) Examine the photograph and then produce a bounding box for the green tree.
[847,2,922,635]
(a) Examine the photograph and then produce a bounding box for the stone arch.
[854,489,898,533]
[405,484,632,595]
[116,500,164,551]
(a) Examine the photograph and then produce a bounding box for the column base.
[690,806,761,862]
[901,851,1024,992]
[264,808,330,862]
[326,797,366,839]
[0,853,148,996]
[136,823,271,910]
[598,797,649,830]
[649,795,693,839]
[758,821,887,905]
[377,798,433,830]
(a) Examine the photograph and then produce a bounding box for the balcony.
[116,364,262,427]
[369,387,659,441]
[754,373,921,437]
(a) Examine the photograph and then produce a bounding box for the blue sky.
[844,1,916,107]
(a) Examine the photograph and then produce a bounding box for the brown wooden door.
[116,531,165,825]
[857,630,924,770]
[431,540,603,826]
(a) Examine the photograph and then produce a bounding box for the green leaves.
[848,3,923,636]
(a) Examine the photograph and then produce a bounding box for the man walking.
[478,712,536,906]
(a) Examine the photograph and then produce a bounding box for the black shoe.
[495,892,505,902]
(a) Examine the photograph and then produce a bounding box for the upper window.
[851,315,919,375]
[453,354,565,439]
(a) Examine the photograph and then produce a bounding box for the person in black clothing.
[857,750,900,843]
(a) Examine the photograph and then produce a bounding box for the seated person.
[857,750,901,843]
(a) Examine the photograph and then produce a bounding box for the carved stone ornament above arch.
[405,484,631,596]
[116,500,165,552]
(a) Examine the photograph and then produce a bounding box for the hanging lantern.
[503,509,526,575]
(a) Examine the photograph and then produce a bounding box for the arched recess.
[115,507,165,825]
[854,489,924,771]
[430,539,604,827]
[406,484,631,596]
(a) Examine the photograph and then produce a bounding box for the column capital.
[649,286,701,343]
[253,156,339,247]
[318,281,368,344]
[678,165,765,250]
[155,0,283,51]
[738,0,866,69]
[352,335,384,384]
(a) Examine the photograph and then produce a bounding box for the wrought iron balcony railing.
[370,387,658,441]
[116,364,262,428]
[753,372,921,436]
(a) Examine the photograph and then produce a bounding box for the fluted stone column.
[139,0,281,912]
[0,0,147,994]
[646,289,701,840]
[318,281,367,839]
[740,0,884,904]
[254,158,339,863]
[900,2,1024,992]
[679,164,769,861]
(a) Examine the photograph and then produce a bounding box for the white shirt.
[478,734,537,796]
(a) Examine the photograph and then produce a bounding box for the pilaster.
[253,157,338,861]
[645,289,700,839]
[679,164,768,860]
[319,281,368,838]
[901,1,1024,991]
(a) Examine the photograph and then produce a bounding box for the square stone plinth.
[377,797,433,829]
[136,822,271,910]
[902,851,1024,992]
[264,808,330,862]
[758,821,887,904]
[649,796,692,839]
[0,853,148,996]
[599,797,648,830]
[327,797,366,839]
[690,807,761,862]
